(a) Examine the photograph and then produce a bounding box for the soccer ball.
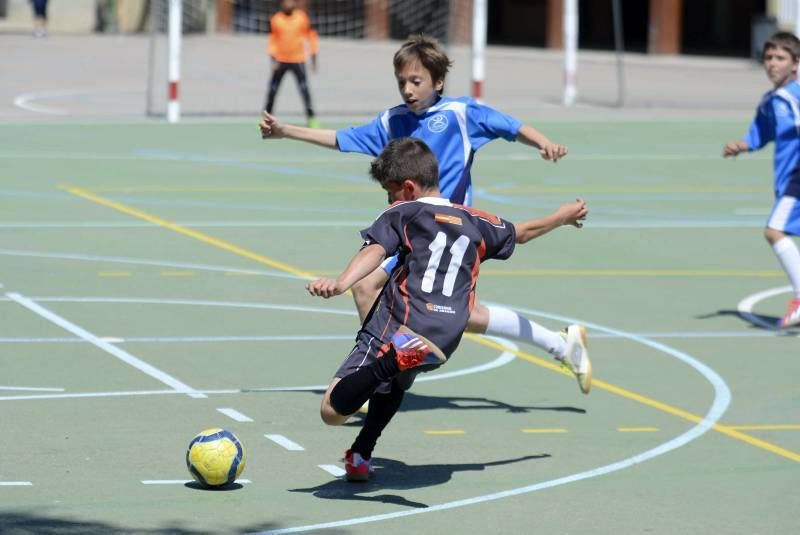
[186,428,246,488]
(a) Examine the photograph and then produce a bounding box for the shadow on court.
[289,454,550,508]
[0,513,283,535]
[697,309,800,334]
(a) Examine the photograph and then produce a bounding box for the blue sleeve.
[336,113,389,156]
[743,100,774,151]
[466,100,522,151]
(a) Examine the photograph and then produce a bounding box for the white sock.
[485,305,567,358]
[772,237,800,298]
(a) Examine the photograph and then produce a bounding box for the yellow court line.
[65,184,799,464]
[521,428,568,434]
[617,427,660,433]
[727,425,800,431]
[62,186,317,281]
[424,430,466,435]
[478,269,784,278]
[464,334,800,463]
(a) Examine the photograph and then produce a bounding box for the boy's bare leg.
[320,378,351,425]
[351,266,390,322]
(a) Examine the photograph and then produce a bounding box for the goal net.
[146,0,471,118]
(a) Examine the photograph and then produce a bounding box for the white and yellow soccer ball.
[186,428,246,488]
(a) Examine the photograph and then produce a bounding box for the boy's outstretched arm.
[516,124,569,162]
[514,198,588,244]
[306,244,387,298]
[259,111,338,148]
[722,140,749,157]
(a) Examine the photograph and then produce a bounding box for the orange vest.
[268,9,320,64]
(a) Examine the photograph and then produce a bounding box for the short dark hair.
[393,34,453,95]
[763,31,800,60]
[369,138,439,191]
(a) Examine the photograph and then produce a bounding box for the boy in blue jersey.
[261,35,586,385]
[723,32,800,328]
[306,138,590,481]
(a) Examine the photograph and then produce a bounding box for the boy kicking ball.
[723,31,800,328]
[306,138,590,481]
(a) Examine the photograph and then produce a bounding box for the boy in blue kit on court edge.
[261,35,588,387]
[723,31,800,328]
[306,138,590,481]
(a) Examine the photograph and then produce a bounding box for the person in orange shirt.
[265,0,320,128]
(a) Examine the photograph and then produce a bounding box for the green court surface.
[0,119,798,534]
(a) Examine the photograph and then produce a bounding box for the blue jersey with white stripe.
[336,96,522,206]
[743,80,800,198]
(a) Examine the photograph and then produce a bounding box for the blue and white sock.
[485,305,567,358]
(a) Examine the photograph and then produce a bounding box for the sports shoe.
[778,298,800,328]
[307,117,321,128]
[343,449,372,482]
[559,324,592,394]
[386,326,446,371]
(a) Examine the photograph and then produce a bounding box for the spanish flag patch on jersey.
[434,213,462,226]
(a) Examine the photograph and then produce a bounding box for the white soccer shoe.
[561,324,592,394]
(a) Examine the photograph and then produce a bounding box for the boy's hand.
[558,197,588,228]
[259,111,285,139]
[722,141,748,157]
[306,278,345,298]
[539,143,568,163]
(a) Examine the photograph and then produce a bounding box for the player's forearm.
[335,244,387,291]
[516,124,552,149]
[282,124,337,148]
[514,213,563,244]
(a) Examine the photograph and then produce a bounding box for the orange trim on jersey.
[468,238,486,313]
[400,223,413,326]
[454,204,503,226]
[268,9,319,63]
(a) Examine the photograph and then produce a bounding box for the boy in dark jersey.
[264,35,586,392]
[306,138,589,481]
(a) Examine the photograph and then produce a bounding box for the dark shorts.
[334,330,441,394]
[32,0,48,17]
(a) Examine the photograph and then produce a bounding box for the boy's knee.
[320,401,348,426]
[765,227,784,244]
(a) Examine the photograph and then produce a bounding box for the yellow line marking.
[62,186,317,281]
[67,184,799,464]
[521,428,568,434]
[463,334,800,463]
[424,430,465,435]
[617,427,659,433]
[98,272,131,277]
[161,271,195,277]
[727,425,800,431]
[479,269,783,278]
[90,185,770,194]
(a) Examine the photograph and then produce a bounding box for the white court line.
[318,465,345,478]
[6,292,205,399]
[737,285,794,330]
[264,434,305,451]
[142,479,251,485]
[217,408,254,422]
[0,386,64,392]
[0,481,33,486]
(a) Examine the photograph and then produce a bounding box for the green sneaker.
[307,117,321,128]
